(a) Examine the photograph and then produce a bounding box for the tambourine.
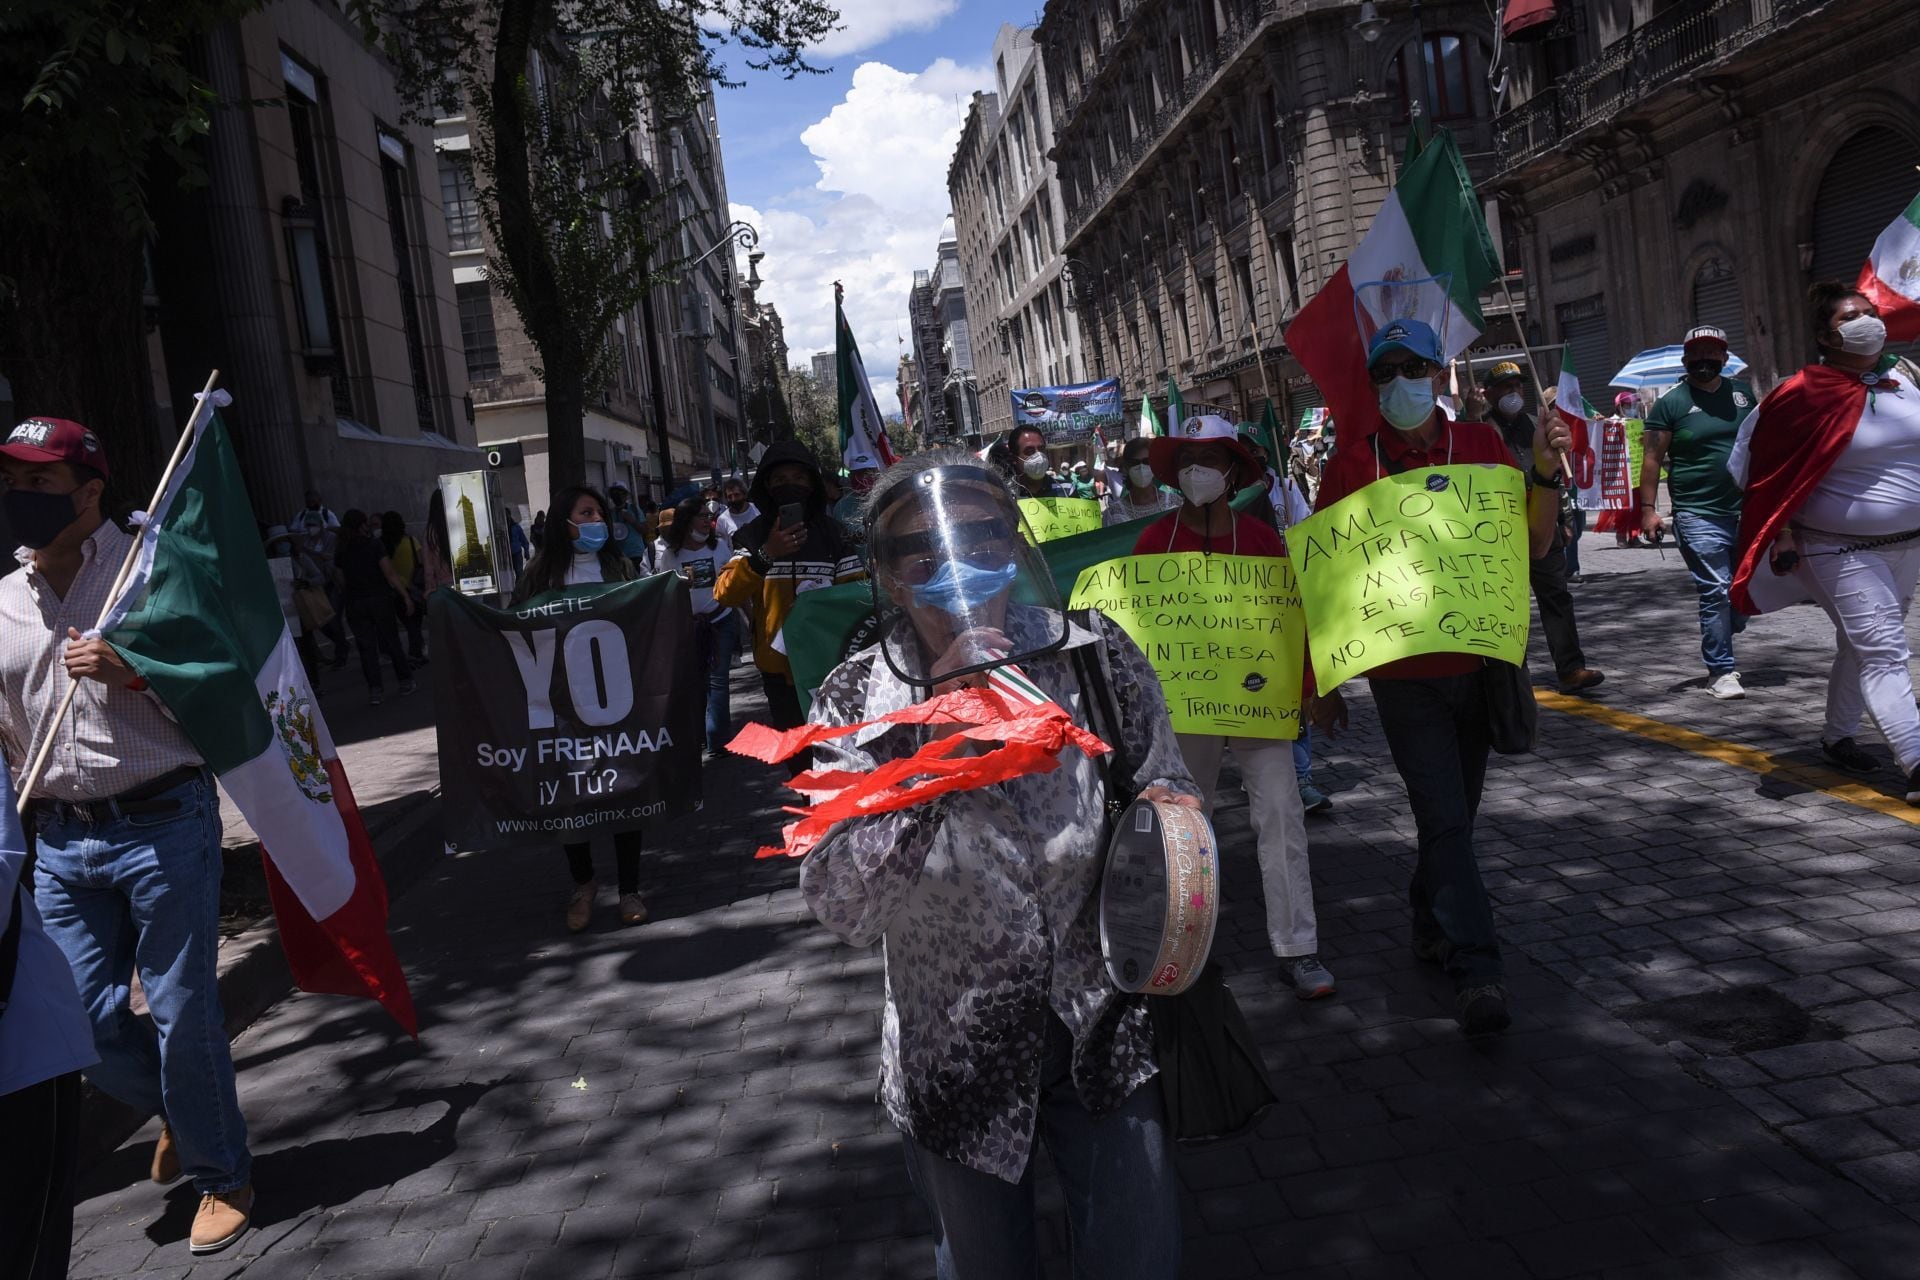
[1099,797,1219,997]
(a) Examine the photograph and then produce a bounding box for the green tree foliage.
[349,0,837,499]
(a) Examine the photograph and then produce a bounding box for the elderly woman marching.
[799,447,1200,1279]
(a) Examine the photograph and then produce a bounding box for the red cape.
[1731,364,1874,615]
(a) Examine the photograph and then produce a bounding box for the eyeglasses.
[1368,358,1437,384]
[890,545,1017,586]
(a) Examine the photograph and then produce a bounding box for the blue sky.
[716,1,1035,414]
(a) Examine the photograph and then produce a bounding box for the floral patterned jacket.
[799,609,1198,1182]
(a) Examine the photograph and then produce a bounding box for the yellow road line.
[1533,689,1920,828]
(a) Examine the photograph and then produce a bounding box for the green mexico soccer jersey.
[1644,378,1754,519]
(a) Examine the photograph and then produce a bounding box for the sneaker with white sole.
[1299,782,1333,815]
[1708,672,1745,700]
[1286,954,1336,1000]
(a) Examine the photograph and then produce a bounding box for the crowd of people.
[4,278,1918,1277]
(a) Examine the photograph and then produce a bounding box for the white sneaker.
[1708,672,1746,700]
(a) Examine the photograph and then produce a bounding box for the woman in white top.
[510,487,647,932]
[1103,436,1185,526]
[655,496,740,760]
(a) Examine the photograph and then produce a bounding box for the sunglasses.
[1368,357,1437,384]
[885,519,1016,585]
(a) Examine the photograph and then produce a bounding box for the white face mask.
[1020,453,1050,479]
[1127,463,1156,489]
[1834,314,1888,358]
[1497,392,1525,418]
[1379,377,1437,432]
[1178,465,1228,506]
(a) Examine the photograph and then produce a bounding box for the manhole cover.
[1617,983,1837,1055]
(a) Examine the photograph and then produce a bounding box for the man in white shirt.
[715,476,759,541]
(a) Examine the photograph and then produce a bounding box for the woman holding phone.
[656,496,738,759]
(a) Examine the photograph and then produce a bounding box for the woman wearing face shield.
[799,447,1200,1280]
[1729,282,1920,800]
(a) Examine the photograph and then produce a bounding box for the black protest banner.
[429,577,702,850]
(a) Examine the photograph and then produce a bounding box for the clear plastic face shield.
[867,464,1069,690]
[1352,275,1453,361]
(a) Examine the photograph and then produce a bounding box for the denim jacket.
[799,610,1196,1182]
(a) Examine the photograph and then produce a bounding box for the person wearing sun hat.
[1640,324,1756,700]
[1133,414,1335,1002]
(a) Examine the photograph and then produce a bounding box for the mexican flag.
[98,404,418,1035]
[1556,356,1630,512]
[1137,392,1161,439]
[1284,130,1501,447]
[835,282,897,470]
[1857,188,1920,343]
[1165,375,1187,434]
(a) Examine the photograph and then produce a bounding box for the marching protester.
[290,487,350,668]
[1,764,98,1280]
[506,508,531,573]
[801,447,1197,1279]
[1308,323,1570,1035]
[1482,362,1604,695]
[335,509,416,706]
[655,496,739,761]
[530,509,547,552]
[1730,284,1920,795]
[1641,326,1756,700]
[1103,434,1183,526]
[380,510,429,666]
[511,485,651,929]
[607,484,653,574]
[1005,424,1075,499]
[716,475,760,541]
[0,419,255,1253]
[714,442,866,736]
[1134,415,1334,1000]
[1604,392,1646,548]
[264,524,327,687]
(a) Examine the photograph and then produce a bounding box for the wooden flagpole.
[15,370,223,816]
[1489,272,1575,478]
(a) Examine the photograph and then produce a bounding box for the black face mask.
[1686,359,1723,382]
[3,487,82,550]
[768,482,811,511]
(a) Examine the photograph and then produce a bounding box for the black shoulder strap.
[1067,610,1136,801]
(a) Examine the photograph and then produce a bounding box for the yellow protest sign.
[1018,497,1102,543]
[1291,464,1529,691]
[1068,553,1304,739]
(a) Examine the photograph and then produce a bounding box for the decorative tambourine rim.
[1099,797,1220,997]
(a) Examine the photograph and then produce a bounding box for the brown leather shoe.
[190,1184,254,1255]
[619,892,649,926]
[1558,668,1605,694]
[566,880,597,933]
[151,1124,180,1185]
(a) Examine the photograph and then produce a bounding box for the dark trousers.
[344,595,412,691]
[0,1071,82,1280]
[400,593,427,660]
[564,830,642,895]
[1368,672,1503,989]
[1530,543,1586,680]
[761,672,808,777]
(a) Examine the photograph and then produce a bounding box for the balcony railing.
[1492,0,1832,173]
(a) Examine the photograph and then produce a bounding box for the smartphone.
[778,503,804,530]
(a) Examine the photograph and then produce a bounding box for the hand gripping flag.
[728,681,1108,860]
[97,406,418,1035]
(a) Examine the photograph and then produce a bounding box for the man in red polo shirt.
[1308,320,1569,1035]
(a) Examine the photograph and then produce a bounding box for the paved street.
[66,536,1920,1279]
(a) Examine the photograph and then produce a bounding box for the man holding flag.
[0,419,254,1254]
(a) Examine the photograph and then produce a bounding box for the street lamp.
[1354,1,1388,42]
[685,219,759,272]
[1354,1,1429,128]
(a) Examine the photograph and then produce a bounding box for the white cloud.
[735,57,991,420]
[808,0,961,57]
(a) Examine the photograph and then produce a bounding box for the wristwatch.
[1531,467,1565,490]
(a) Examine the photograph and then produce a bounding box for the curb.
[77,789,448,1171]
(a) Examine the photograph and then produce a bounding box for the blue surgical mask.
[572,521,609,552]
[1379,376,1437,432]
[909,558,1019,618]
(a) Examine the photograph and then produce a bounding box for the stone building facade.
[146,1,480,526]
[1490,0,1920,398]
[948,24,1090,442]
[907,267,954,440]
[1036,0,1515,430]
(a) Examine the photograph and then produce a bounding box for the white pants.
[1800,534,1920,773]
[1175,733,1317,957]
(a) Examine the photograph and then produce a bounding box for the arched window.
[1388,33,1480,123]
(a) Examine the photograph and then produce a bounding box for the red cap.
[0,418,109,481]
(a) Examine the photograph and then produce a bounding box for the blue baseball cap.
[1366,318,1442,365]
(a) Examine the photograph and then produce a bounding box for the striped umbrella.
[1609,345,1749,389]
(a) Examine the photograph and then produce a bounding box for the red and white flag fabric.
[1556,359,1631,512]
[1857,188,1920,344]
[98,400,418,1035]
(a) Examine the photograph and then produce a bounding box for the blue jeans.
[1674,510,1743,677]
[1563,506,1587,577]
[32,773,251,1193]
[1293,725,1313,782]
[697,610,742,750]
[900,1015,1179,1280]
[1368,673,1503,989]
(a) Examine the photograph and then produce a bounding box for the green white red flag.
[1284,130,1501,446]
[1137,393,1162,440]
[1165,375,1187,434]
[1556,355,1630,511]
[1857,188,1920,343]
[98,404,417,1035]
[835,282,897,472]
